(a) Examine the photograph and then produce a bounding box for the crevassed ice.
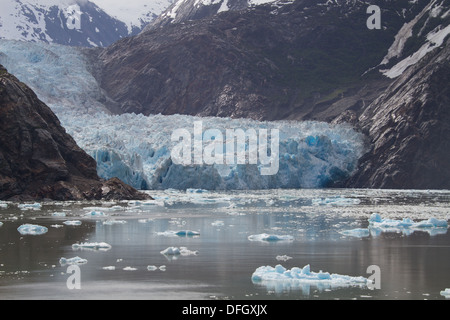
[0,39,367,191]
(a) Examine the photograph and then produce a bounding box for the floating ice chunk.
[157,230,200,237]
[59,256,87,266]
[123,267,137,271]
[52,212,66,217]
[85,211,108,218]
[18,203,42,210]
[368,214,448,236]
[441,288,450,298]
[187,189,209,193]
[17,224,48,235]
[147,265,158,271]
[276,255,293,261]
[0,222,3,227]
[339,228,370,238]
[102,219,127,225]
[0,202,8,209]
[103,266,115,271]
[248,233,294,242]
[211,220,225,227]
[312,197,361,206]
[72,242,112,251]
[63,220,82,226]
[160,247,199,256]
[51,224,64,228]
[251,264,369,293]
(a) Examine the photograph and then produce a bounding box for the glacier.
[0,39,367,190]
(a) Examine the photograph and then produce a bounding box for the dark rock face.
[96,0,428,121]
[345,39,450,189]
[0,65,151,201]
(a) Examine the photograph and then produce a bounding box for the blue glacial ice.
[441,288,450,298]
[251,264,369,294]
[368,213,448,236]
[0,39,367,190]
[17,224,48,235]
[160,247,199,256]
[338,228,370,238]
[72,242,112,251]
[63,220,82,226]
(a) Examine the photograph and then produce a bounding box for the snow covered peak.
[0,0,172,47]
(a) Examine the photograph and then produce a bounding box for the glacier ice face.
[0,39,367,190]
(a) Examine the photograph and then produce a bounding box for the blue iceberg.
[17,224,48,235]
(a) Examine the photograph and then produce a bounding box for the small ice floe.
[102,219,127,225]
[63,220,82,226]
[0,202,9,209]
[251,264,369,294]
[138,218,153,223]
[17,203,42,210]
[17,224,48,235]
[440,288,450,298]
[59,256,87,266]
[72,242,112,251]
[160,246,199,256]
[276,255,293,262]
[248,233,294,242]
[312,197,360,206]
[157,230,200,237]
[84,211,108,218]
[147,265,167,271]
[369,213,448,236]
[0,222,3,227]
[51,224,64,228]
[103,266,115,271]
[52,212,66,217]
[339,228,370,238]
[123,266,137,271]
[211,220,225,227]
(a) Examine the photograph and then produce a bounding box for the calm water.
[0,189,449,300]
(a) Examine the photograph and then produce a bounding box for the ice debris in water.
[157,230,200,237]
[103,266,115,271]
[17,224,48,235]
[63,220,82,226]
[102,219,127,225]
[160,247,199,256]
[123,267,137,271]
[248,233,294,242]
[52,212,66,217]
[312,197,361,206]
[368,213,448,236]
[59,257,87,266]
[441,288,450,298]
[0,222,3,227]
[18,203,42,210]
[339,228,370,238]
[85,211,107,218]
[72,242,112,251]
[251,264,369,293]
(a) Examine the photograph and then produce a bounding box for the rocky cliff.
[0,64,151,201]
[343,38,450,189]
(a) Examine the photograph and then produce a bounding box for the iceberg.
[59,256,87,266]
[17,203,42,210]
[85,211,108,218]
[102,219,127,225]
[248,233,294,242]
[312,196,361,206]
[0,222,3,227]
[17,224,48,235]
[441,288,450,298]
[63,220,82,226]
[160,247,199,256]
[368,213,448,236]
[72,242,112,251]
[251,264,369,294]
[157,230,200,237]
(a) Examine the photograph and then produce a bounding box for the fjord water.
[0,189,449,300]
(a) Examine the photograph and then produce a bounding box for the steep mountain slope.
[0,64,150,200]
[95,0,435,121]
[343,37,450,189]
[0,0,171,47]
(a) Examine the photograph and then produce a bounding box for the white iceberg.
[103,266,116,271]
[102,219,127,225]
[52,212,66,217]
[85,211,108,218]
[17,203,42,210]
[160,246,199,256]
[368,213,448,236]
[59,256,87,266]
[252,264,369,294]
[248,233,294,242]
[17,224,48,235]
[312,197,361,206]
[440,288,450,298]
[123,266,137,271]
[63,220,82,226]
[0,222,3,227]
[72,242,112,251]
